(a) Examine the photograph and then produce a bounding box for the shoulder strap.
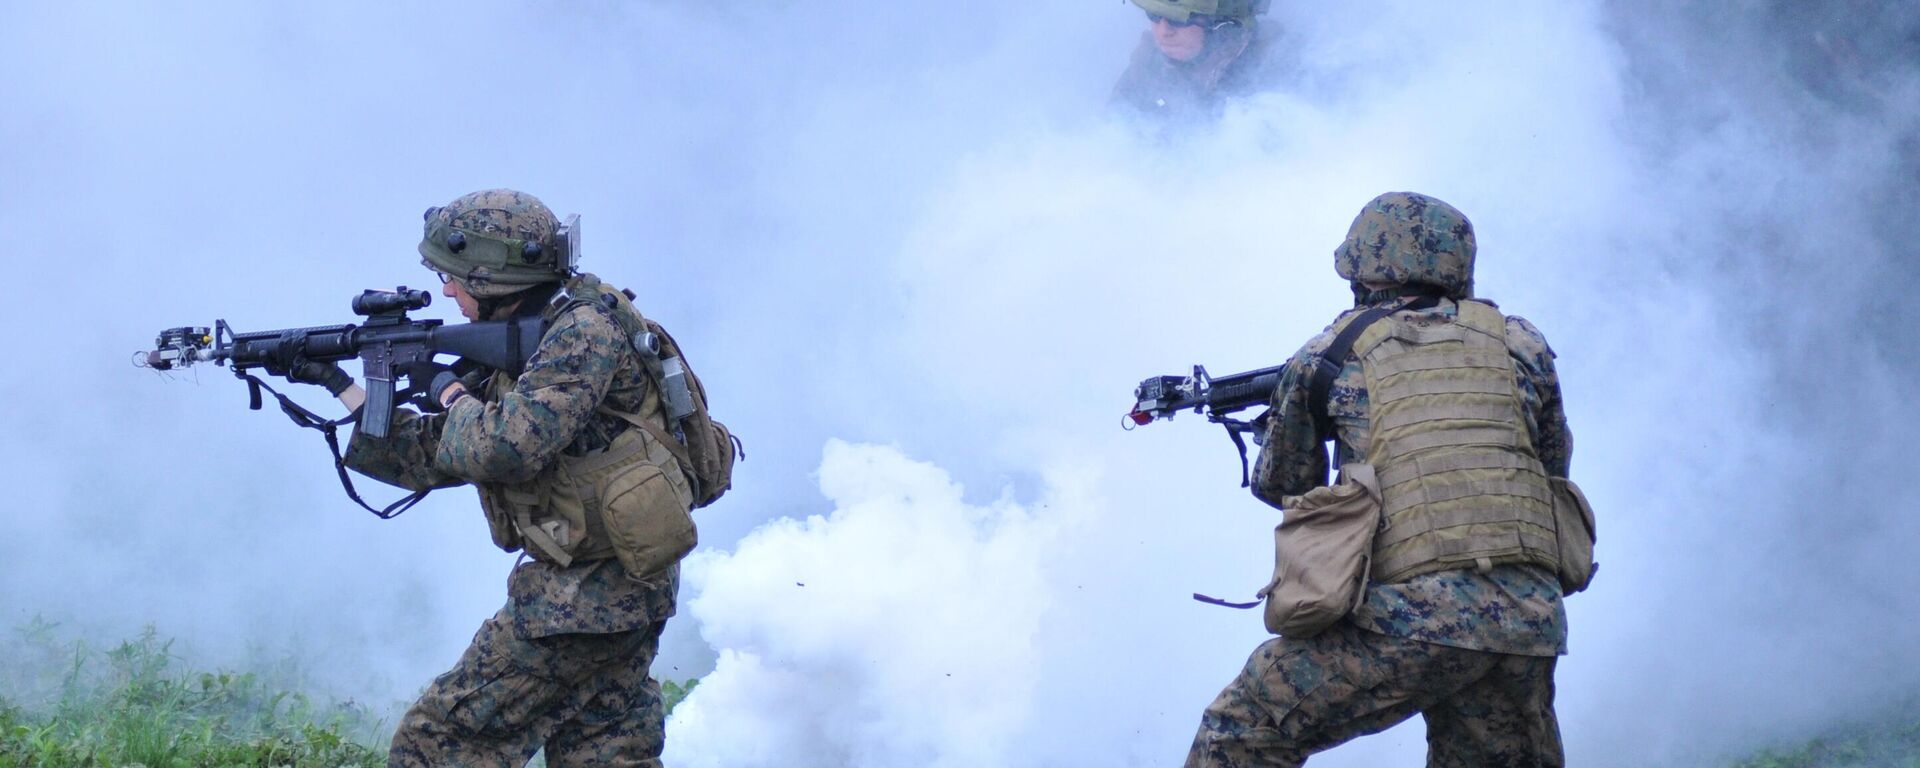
[597,405,694,473]
[1306,295,1442,441]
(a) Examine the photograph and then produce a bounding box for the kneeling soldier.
[1187,192,1580,768]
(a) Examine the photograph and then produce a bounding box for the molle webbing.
[1365,349,1512,380]
[1357,300,1558,583]
[1308,296,1441,443]
[473,292,679,567]
[1374,451,1539,489]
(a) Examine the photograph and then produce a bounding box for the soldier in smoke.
[272,189,724,766]
[1769,0,1920,111]
[1186,193,1584,767]
[1111,0,1275,121]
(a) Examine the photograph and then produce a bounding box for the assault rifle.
[1125,364,1287,486]
[143,287,547,439]
[141,287,550,518]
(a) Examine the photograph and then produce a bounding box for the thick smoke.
[671,2,1920,766]
[3,1,1916,765]
[670,440,1072,767]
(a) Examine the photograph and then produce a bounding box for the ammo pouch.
[478,412,697,580]
[1260,464,1383,637]
[1549,476,1598,594]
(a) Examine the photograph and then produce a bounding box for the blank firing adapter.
[144,326,214,370]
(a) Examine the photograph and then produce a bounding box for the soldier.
[1111,0,1273,120]
[276,189,712,767]
[1186,192,1576,767]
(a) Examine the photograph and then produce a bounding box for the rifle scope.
[352,288,431,316]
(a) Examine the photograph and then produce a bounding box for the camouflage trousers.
[389,610,667,768]
[1185,622,1562,768]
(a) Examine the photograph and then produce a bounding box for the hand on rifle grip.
[402,360,460,412]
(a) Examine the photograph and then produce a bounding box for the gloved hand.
[403,360,463,411]
[285,359,354,397]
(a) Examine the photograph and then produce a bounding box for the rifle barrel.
[1129,363,1288,424]
[1205,367,1285,413]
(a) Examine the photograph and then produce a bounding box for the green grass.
[1732,712,1920,768]
[0,619,704,768]
[6,617,1911,768]
[0,619,387,767]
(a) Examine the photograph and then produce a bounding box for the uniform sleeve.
[1250,324,1341,508]
[343,408,460,492]
[1506,315,1572,478]
[432,305,626,484]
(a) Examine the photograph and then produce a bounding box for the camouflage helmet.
[1130,0,1267,24]
[1334,192,1476,300]
[418,189,567,298]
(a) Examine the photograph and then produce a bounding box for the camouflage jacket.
[1111,24,1268,121]
[1252,297,1573,656]
[343,292,678,638]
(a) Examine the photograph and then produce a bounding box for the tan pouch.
[476,485,527,553]
[601,458,697,579]
[1549,476,1597,594]
[1260,464,1383,637]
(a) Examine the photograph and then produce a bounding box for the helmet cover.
[1334,192,1476,300]
[1130,0,1264,24]
[418,189,564,298]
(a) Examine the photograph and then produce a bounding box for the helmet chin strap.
[1354,283,1450,307]
[1191,17,1247,68]
[478,282,562,321]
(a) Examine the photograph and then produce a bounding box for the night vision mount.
[556,213,580,274]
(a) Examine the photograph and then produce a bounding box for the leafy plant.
[663,677,701,715]
[0,622,384,767]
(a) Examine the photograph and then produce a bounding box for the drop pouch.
[1549,476,1598,594]
[582,423,698,580]
[1260,464,1382,637]
[602,461,696,579]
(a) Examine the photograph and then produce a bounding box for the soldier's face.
[442,277,483,322]
[1150,16,1207,62]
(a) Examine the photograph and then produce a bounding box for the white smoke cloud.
[670,440,1070,767]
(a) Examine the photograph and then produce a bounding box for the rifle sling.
[1227,423,1253,488]
[241,371,432,520]
[1306,295,1442,446]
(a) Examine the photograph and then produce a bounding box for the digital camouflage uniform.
[1187,193,1573,768]
[1111,23,1269,121]
[346,251,676,765]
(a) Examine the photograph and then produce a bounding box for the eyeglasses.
[1145,10,1199,28]
[433,271,454,285]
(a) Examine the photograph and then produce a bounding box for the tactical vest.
[1348,300,1559,583]
[474,274,698,578]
